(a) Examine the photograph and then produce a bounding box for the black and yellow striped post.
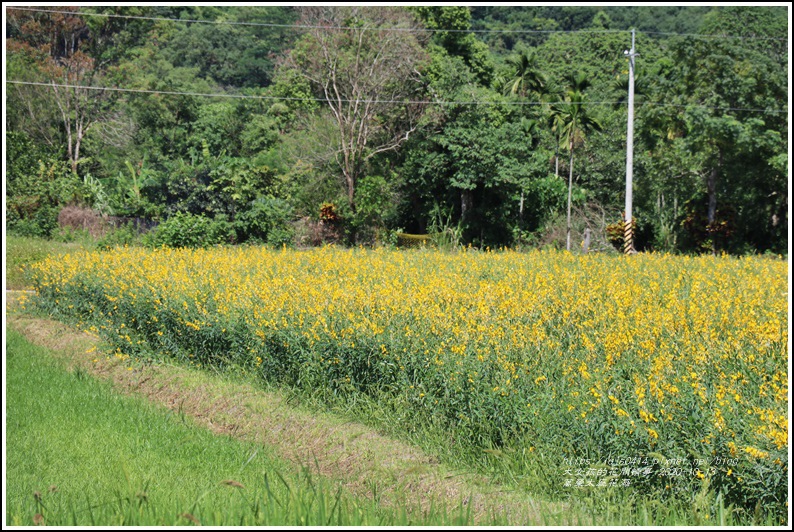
[623,217,636,254]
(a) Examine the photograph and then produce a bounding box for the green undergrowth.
[4,327,507,526]
[281,379,783,527]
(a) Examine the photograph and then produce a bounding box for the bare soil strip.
[6,302,566,525]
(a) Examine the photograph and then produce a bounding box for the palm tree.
[565,71,591,95]
[551,90,603,251]
[504,51,548,226]
[517,117,540,222]
[503,50,546,99]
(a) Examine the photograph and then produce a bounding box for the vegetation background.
[5,5,788,254]
[4,6,790,526]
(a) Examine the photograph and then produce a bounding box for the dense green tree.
[159,7,297,89]
[397,43,554,245]
[4,5,786,254]
[411,6,494,85]
[638,6,787,253]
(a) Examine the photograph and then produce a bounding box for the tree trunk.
[347,176,356,214]
[554,138,560,178]
[519,191,524,221]
[342,156,357,214]
[461,189,473,222]
[566,145,574,251]
[72,126,83,174]
[707,148,722,255]
[707,167,717,226]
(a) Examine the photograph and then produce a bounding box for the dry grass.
[57,205,111,238]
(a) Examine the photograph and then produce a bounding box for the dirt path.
[6,302,566,525]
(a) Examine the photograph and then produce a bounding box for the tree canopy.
[5,5,789,254]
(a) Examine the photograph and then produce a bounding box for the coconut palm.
[550,90,604,251]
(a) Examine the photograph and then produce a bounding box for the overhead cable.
[6,80,787,114]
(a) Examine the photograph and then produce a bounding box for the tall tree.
[7,7,115,173]
[282,7,430,214]
[550,90,603,251]
[47,50,106,173]
[503,52,547,222]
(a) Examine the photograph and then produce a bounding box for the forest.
[5,5,789,254]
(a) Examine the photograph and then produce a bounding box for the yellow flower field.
[28,246,788,516]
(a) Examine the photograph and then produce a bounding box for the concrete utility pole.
[623,29,638,254]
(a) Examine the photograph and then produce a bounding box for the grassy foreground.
[4,327,504,526]
[7,311,773,527]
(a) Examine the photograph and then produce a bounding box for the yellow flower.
[639,410,658,423]
[744,446,769,460]
[727,441,737,456]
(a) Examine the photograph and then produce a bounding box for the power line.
[6,6,788,40]
[3,80,610,105]
[641,30,787,41]
[6,80,787,114]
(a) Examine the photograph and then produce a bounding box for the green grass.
[5,234,92,290]
[4,327,502,526]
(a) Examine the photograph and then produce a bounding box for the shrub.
[144,212,235,249]
[7,153,87,238]
[234,197,295,247]
[9,205,60,238]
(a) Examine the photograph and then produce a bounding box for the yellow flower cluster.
[30,246,788,497]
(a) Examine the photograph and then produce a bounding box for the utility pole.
[623,29,638,254]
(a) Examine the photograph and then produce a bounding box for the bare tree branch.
[285,6,429,212]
